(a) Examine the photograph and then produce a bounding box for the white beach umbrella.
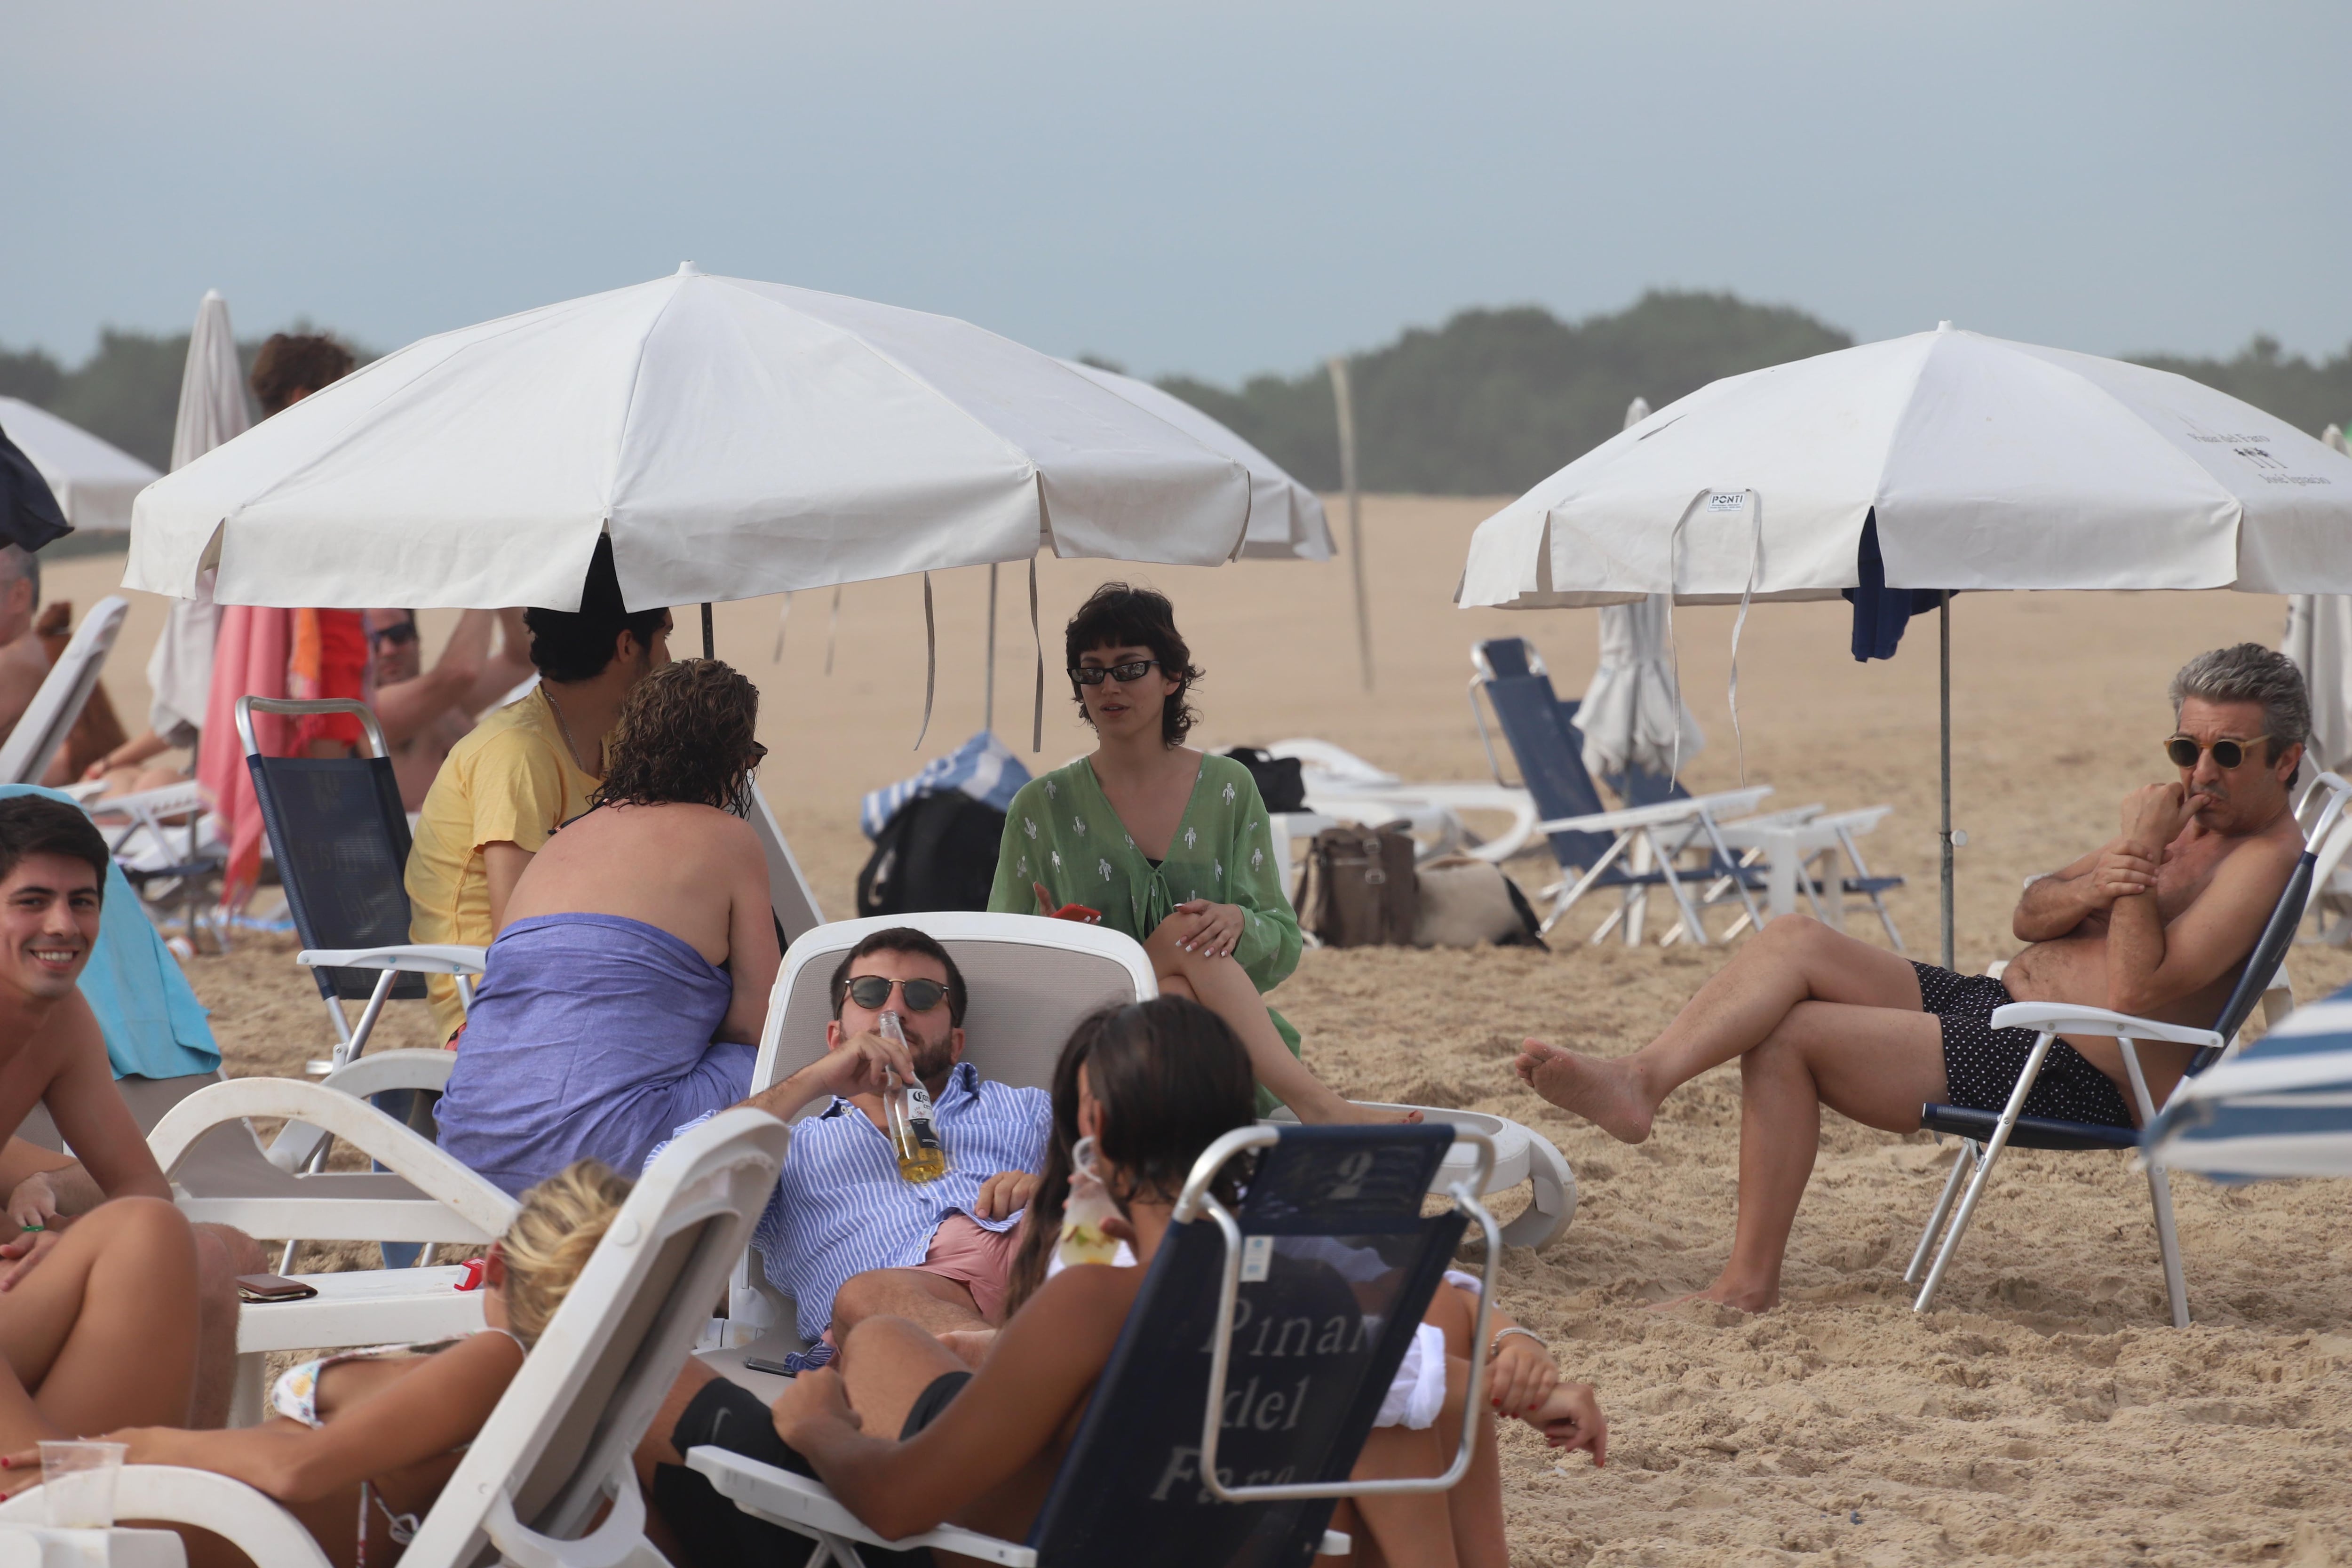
[1058,360,1333,561]
[1576,397,1704,784]
[146,290,252,752]
[1459,323,2352,963]
[0,397,159,533]
[127,263,1252,615]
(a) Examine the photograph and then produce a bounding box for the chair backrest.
[752,912,1159,1106]
[1025,1123,1475,1568]
[239,697,422,1003]
[401,1107,789,1567]
[0,595,127,785]
[1469,637,1617,871]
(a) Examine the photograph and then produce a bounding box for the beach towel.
[434,912,755,1195]
[0,785,219,1080]
[859,730,1031,840]
[197,603,292,906]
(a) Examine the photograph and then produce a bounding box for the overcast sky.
[8,2,2345,383]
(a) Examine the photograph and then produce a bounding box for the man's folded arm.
[2102,842,2294,1018]
[2011,848,2106,943]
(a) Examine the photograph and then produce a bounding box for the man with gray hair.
[0,544,51,752]
[1514,641,2309,1313]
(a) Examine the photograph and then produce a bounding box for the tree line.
[6,295,2349,498]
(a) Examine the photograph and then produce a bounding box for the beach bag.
[1295,822,1419,947]
[1412,855,1546,949]
[857,792,1005,916]
[1223,746,1307,813]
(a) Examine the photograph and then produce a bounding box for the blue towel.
[1842,511,1948,662]
[434,912,755,1195]
[859,730,1031,840]
[0,784,219,1080]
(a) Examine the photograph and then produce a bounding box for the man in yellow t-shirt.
[405,538,673,1040]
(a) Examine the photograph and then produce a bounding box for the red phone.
[1034,882,1103,924]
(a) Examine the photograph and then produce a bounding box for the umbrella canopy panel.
[1460,324,2352,612]
[0,396,159,534]
[128,264,1254,611]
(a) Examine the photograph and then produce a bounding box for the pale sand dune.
[48,505,2352,1563]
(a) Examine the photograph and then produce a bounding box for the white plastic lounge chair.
[0,595,127,785]
[0,1525,186,1562]
[146,1073,524,1421]
[706,912,1575,1378]
[0,1106,787,1566]
[1906,775,2352,1327]
[689,1121,1498,1568]
[1266,737,1542,865]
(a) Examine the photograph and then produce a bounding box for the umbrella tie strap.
[1030,556,1045,753]
[824,585,842,675]
[1727,489,1763,786]
[914,572,937,750]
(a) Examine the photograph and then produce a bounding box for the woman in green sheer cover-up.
[986,583,1411,1125]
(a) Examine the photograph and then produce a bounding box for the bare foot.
[1513,1040,1653,1143]
[1645,1276,1777,1314]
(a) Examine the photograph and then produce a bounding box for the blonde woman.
[0,1162,633,1568]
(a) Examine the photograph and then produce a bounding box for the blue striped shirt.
[662,1062,1052,1341]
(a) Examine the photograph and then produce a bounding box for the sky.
[7,2,2347,384]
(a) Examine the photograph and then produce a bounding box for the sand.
[43,508,2352,1564]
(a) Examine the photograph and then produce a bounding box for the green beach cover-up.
[986,753,1303,1110]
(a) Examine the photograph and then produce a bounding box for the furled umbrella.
[2281,423,2352,779]
[152,290,252,761]
[1459,322,2352,964]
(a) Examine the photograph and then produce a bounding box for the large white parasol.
[1460,323,2352,963]
[127,263,1253,615]
[0,397,158,533]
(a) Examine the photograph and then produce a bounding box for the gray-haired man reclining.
[1514,642,2311,1312]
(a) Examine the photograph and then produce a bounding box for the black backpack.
[857,791,1007,917]
[1223,746,1307,813]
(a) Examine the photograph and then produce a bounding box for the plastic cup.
[38,1440,126,1529]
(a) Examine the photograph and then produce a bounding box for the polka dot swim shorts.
[1912,962,2134,1128]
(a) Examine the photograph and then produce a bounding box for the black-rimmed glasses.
[1069,659,1159,686]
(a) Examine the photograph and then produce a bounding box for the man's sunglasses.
[2165,733,2272,770]
[1069,659,1160,686]
[844,975,949,1013]
[369,617,419,649]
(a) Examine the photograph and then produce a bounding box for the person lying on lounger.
[0,795,260,1437]
[650,925,1052,1352]
[1515,641,2312,1313]
[0,1160,629,1568]
[434,659,775,1195]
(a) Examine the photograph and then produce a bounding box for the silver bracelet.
[1487,1324,1546,1360]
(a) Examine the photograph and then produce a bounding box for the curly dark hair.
[249,333,356,416]
[591,659,765,813]
[1064,582,1205,748]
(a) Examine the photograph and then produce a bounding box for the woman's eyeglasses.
[2165,733,2271,770]
[1068,659,1159,686]
[845,975,948,1013]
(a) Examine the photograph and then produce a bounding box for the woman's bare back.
[504,803,764,965]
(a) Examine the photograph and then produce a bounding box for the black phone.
[740,1355,801,1377]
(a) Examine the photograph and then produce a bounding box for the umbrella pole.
[701,602,715,660]
[985,563,999,734]
[1328,355,1372,692]
[1940,590,1954,971]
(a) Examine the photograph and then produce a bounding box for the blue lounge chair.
[1907,775,2352,1327]
[687,1122,1503,1568]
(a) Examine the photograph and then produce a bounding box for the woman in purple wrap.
[435,660,779,1195]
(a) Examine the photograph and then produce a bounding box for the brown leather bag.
[1295,821,1420,947]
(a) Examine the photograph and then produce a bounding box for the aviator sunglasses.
[845,974,949,1012]
[1068,659,1160,686]
[2164,733,2272,770]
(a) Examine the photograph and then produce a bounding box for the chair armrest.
[0,1466,330,1567]
[1498,1128,1577,1249]
[149,1078,518,1238]
[1986,1002,2222,1051]
[297,945,486,976]
[685,1449,1038,1567]
[266,1049,459,1171]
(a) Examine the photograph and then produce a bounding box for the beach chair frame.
[0,594,127,786]
[1906,775,2352,1326]
[0,1106,789,1566]
[687,1122,1499,1568]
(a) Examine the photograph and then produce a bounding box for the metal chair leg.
[1915,1031,2056,1312]
[1904,1139,1979,1285]
[2146,1163,2191,1329]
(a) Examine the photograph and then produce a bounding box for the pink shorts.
[913,1212,1020,1324]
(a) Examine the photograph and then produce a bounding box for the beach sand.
[49,504,2352,1564]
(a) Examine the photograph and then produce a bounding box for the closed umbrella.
[1576,397,1704,789]
[149,290,252,755]
[2282,424,2352,778]
[0,397,157,533]
[1460,322,2352,963]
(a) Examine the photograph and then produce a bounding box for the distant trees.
[3,299,2346,498]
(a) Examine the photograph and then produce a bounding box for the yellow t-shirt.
[405,687,600,1040]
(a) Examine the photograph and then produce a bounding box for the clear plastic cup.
[39,1440,126,1529]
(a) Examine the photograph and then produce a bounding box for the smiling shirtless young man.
[1513,643,2312,1312]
